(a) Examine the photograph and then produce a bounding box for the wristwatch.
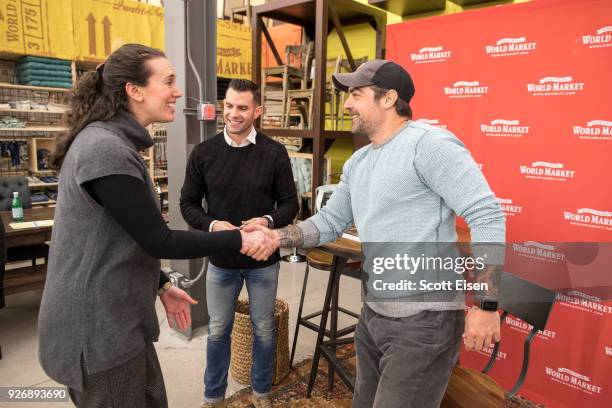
[158,281,173,296]
[263,215,274,229]
[477,298,499,312]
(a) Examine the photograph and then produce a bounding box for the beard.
[351,114,377,140]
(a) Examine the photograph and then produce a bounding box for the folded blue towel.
[19,55,71,66]
[19,80,72,88]
[17,69,72,79]
[17,61,71,73]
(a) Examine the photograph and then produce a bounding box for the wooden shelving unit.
[252,0,386,199]
[368,0,445,16]
[0,107,68,114]
[0,82,69,93]
[1,125,68,133]
[29,182,59,188]
[0,81,67,207]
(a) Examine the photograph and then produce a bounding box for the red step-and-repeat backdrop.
[387,0,611,406]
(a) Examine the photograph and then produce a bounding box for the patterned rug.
[226,344,545,407]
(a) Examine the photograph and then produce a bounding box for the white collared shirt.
[223,126,257,147]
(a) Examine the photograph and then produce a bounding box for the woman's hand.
[160,286,198,331]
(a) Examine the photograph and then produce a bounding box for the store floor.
[0,253,363,407]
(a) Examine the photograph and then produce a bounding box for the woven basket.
[230,298,290,385]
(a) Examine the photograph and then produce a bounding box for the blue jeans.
[203,262,280,401]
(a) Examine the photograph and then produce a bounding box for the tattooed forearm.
[474,265,501,300]
[277,224,305,248]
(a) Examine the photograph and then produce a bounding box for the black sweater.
[180,131,299,269]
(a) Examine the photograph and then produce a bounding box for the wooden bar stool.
[289,247,361,390]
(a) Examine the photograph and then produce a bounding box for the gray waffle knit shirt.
[299,121,506,317]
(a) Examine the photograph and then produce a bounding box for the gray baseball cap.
[332,59,415,103]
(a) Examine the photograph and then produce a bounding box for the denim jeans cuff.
[203,396,224,403]
[253,390,271,398]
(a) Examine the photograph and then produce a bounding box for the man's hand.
[160,286,198,331]
[241,217,269,228]
[241,224,280,247]
[240,228,277,261]
[212,221,239,232]
[463,306,501,352]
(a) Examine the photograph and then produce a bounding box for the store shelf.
[0,82,70,93]
[0,107,68,114]
[0,125,68,132]
[29,182,59,188]
[154,175,168,180]
[260,128,314,138]
[31,199,56,206]
[368,0,445,16]
[31,170,57,175]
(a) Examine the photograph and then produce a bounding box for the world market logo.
[519,162,575,182]
[481,119,529,138]
[485,37,537,57]
[410,46,452,64]
[416,118,448,130]
[563,208,612,231]
[506,315,556,340]
[511,241,565,263]
[476,344,507,361]
[444,81,488,98]
[582,26,612,48]
[544,367,603,395]
[606,346,612,357]
[527,76,585,96]
[557,292,612,316]
[496,197,523,216]
[573,120,612,141]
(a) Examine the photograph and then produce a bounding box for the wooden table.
[306,235,362,397]
[1,207,54,295]
[2,207,54,247]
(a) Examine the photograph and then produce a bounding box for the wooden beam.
[311,0,328,202]
[261,22,284,66]
[328,3,356,71]
[252,14,262,84]
[252,14,263,128]
[375,15,386,59]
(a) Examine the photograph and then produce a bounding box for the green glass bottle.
[11,191,24,222]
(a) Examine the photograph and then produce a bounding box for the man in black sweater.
[180,79,299,408]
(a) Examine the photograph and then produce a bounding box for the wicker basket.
[230,298,290,385]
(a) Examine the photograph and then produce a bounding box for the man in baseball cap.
[332,59,415,105]
[331,60,415,143]
[243,60,505,407]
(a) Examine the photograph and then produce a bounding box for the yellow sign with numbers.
[0,0,163,62]
[72,0,164,63]
[0,0,75,59]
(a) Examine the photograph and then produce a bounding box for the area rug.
[226,344,545,407]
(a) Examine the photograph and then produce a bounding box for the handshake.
[212,218,280,261]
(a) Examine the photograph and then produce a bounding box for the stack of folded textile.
[16,56,72,89]
[31,192,50,203]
